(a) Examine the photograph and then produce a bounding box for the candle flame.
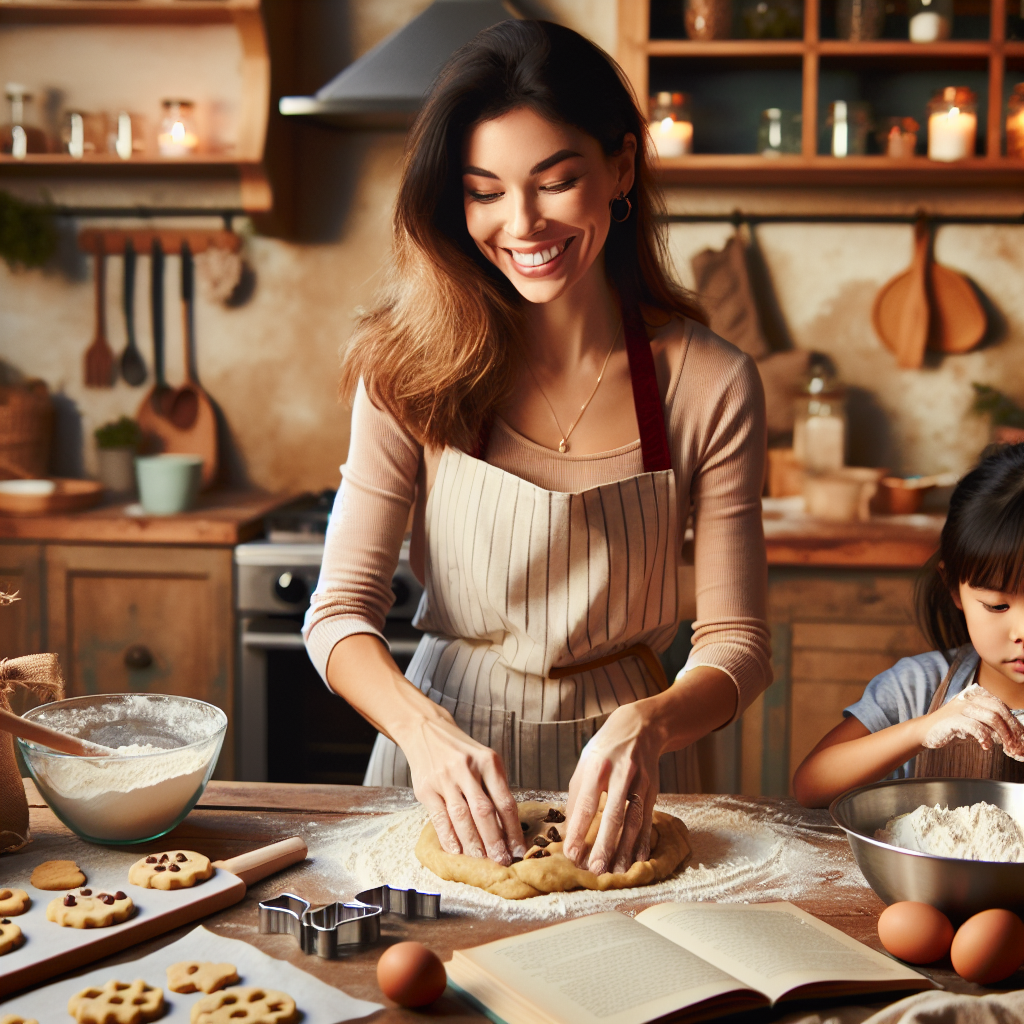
[659,116,675,132]
[948,106,960,118]
[171,120,186,143]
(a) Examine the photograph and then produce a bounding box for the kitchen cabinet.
[741,567,931,796]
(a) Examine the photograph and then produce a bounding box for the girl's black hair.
[916,443,1024,652]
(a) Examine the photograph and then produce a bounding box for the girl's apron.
[364,304,699,793]
[913,646,1024,782]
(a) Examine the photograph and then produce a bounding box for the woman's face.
[461,106,635,305]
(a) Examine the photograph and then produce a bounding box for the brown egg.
[877,901,954,964]
[951,909,1024,984]
[376,940,448,1007]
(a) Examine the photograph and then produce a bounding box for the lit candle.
[652,116,693,158]
[158,100,198,158]
[928,105,976,161]
[1008,111,1024,159]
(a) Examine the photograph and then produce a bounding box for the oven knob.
[391,577,410,606]
[274,571,308,605]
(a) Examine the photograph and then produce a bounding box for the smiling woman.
[305,21,771,880]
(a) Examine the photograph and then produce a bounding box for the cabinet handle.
[124,644,153,670]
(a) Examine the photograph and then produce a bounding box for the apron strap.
[470,303,672,470]
[548,642,669,692]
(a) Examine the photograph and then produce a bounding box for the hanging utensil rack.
[77,228,242,256]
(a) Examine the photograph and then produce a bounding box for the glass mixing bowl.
[18,693,226,845]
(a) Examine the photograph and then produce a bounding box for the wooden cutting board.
[0,835,305,996]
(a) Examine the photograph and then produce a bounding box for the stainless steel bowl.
[830,778,1024,920]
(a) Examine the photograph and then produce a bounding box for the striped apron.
[364,304,699,792]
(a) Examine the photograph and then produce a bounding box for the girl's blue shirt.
[843,646,980,779]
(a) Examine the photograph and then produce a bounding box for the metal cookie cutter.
[258,885,441,959]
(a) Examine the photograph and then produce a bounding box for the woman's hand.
[394,713,528,865]
[919,684,1024,761]
[562,701,666,876]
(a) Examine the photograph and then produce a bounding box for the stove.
[234,492,423,783]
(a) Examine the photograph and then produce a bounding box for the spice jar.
[1,84,49,158]
[908,0,952,41]
[1007,84,1024,158]
[759,108,802,155]
[826,100,872,157]
[793,360,846,473]
[158,100,198,157]
[927,87,977,162]
[877,116,919,157]
[649,92,693,158]
[685,0,733,40]
[836,0,886,40]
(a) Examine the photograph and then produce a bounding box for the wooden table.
[20,780,995,1021]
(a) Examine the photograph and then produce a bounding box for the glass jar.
[1007,83,1024,158]
[648,92,693,157]
[826,100,872,157]
[877,116,920,157]
[1,84,49,158]
[836,0,885,40]
[793,363,847,473]
[758,108,802,155]
[927,86,977,162]
[60,111,107,159]
[685,0,733,39]
[158,99,198,157]
[742,0,803,37]
[908,0,952,41]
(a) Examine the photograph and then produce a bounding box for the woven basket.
[0,380,53,479]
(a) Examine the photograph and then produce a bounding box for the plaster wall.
[0,0,1019,493]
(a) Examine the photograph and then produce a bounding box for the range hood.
[279,0,517,129]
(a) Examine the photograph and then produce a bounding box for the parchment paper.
[0,925,383,1023]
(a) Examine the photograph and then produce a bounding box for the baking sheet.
[0,925,383,1023]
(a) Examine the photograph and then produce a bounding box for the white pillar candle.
[910,11,950,41]
[928,106,976,161]
[652,117,693,158]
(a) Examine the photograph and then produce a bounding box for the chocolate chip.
[1,918,9,924]
[547,827,561,841]
[532,835,550,848]
[542,809,565,823]
[175,852,188,862]
[115,892,126,901]
[80,888,92,896]
[100,894,115,905]
[510,856,523,864]
[169,863,180,872]
[527,849,551,859]
[63,895,76,906]
[521,822,529,832]
[145,856,157,864]
[159,854,169,863]
[154,865,166,872]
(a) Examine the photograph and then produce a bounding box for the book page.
[636,902,929,1005]
[452,911,763,1024]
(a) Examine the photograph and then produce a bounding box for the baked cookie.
[30,859,85,890]
[68,979,164,1024]
[129,850,213,890]
[191,986,298,1024]
[46,888,134,928]
[167,960,239,994]
[0,919,24,955]
[0,887,29,916]
[416,799,692,899]
[1,1015,38,1024]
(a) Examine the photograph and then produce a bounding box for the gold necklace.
[526,323,622,454]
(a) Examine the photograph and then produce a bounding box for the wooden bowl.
[0,478,102,516]
[876,478,927,515]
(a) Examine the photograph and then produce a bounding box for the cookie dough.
[0,919,24,955]
[191,986,298,1024]
[46,888,134,929]
[30,859,85,890]
[68,980,164,1024]
[1,1016,38,1024]
[128,850,213,890]
[0,888,29,916]
[416,800,691,899]
[167,960,239,994]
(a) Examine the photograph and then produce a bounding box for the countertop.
[0,491,294,546]
[16,779,995,1020]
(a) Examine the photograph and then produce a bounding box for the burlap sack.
[0,653,64,853]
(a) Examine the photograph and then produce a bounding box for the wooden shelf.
[0,0,258,24]
[648,39,805,56]
[648,39,996,58]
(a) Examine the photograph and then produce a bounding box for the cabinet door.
[0,542,46,716]
[46,545,235,778]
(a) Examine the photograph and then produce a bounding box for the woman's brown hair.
[340,19,706,451]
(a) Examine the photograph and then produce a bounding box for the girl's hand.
[920,684,1024,761]
[562,702,666,876]
[397,714,528,865]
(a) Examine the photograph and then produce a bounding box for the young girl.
[793,443,1024,808]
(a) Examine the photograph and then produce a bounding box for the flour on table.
[304,792,870,922]
[877,801,1024,861]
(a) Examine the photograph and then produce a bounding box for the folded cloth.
[777,991,1024,1024]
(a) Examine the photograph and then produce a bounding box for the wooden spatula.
[84,233,116,388]
[872,219,931,369]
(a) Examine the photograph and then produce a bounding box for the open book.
[446,901,934,1024]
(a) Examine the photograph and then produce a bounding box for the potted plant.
[94,416,142,496]
[972,384,1024,446]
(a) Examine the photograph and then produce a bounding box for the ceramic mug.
[135,454,203,515]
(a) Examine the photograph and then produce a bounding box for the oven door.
[237,616,420,783]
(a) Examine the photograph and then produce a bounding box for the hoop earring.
[610,191,632,223]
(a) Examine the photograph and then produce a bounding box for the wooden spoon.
[0,707,113,757]
[84,233,116,388]
[872,219,930,369]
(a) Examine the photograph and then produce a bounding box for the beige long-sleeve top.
[304,318,772,723]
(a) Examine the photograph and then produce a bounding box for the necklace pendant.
[558,440,567,454]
